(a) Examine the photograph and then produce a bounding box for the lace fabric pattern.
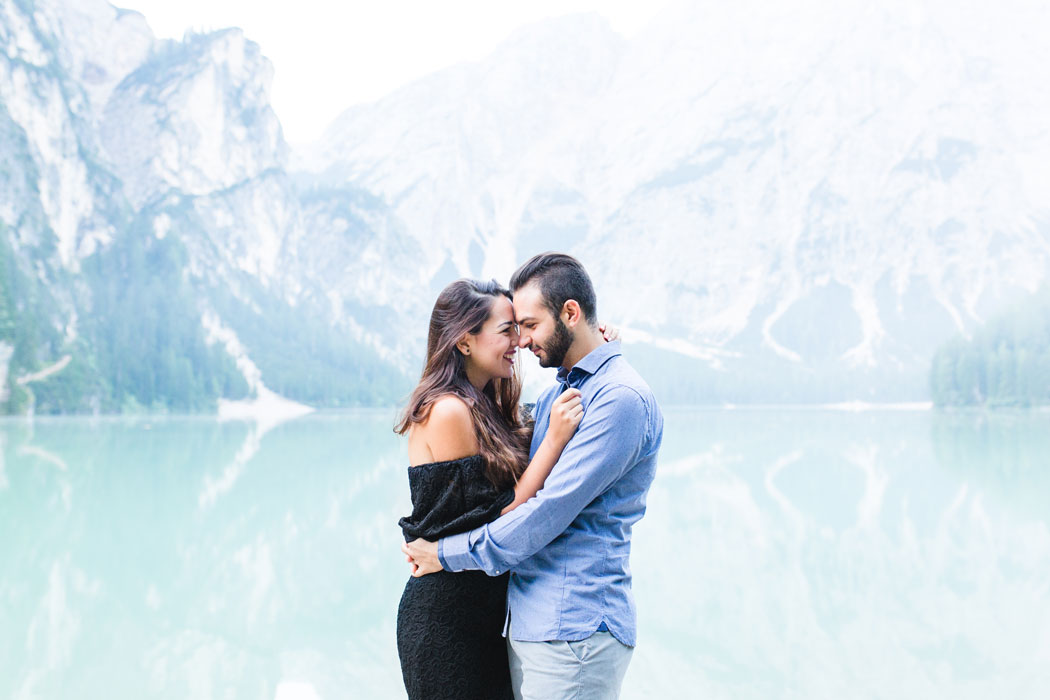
[397,455,516,700]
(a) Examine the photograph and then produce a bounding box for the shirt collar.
[556,340,622,388]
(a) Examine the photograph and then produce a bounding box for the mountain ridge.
[2,0,1049,412]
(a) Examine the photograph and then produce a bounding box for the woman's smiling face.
[463,295,519,386]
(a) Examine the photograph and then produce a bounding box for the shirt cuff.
[438,531,474,572]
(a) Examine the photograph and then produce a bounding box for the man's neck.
[561,326,604,371]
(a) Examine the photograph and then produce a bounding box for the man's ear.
[562,300,583,328]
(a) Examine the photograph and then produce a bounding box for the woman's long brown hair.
[395,279,531,489]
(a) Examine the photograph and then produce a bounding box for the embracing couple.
[396,253,663,700]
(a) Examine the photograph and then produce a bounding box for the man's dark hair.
[510,252,597,327]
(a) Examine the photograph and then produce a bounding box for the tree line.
[930,287,1050,407]
[2,211,408,415]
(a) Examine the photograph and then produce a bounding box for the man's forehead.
[511,284,545,320]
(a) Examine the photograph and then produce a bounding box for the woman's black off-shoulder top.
[398,455,515,542]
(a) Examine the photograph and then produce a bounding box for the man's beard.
[538,318,573,368]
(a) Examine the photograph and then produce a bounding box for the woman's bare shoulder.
[416,394,478,462]
[426,394,472,424]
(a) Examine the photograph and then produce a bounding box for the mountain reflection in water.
[1,408,1047,699]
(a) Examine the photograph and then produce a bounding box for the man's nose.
[518,332,529,349]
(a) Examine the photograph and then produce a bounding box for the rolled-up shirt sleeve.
[439,384,650,575]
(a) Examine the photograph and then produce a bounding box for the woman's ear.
[456,334,473,357]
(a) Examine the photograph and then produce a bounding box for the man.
[403,252,663,700]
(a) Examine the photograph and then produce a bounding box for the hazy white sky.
[114,1,667,146]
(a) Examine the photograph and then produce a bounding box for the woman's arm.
[501,388,583,514]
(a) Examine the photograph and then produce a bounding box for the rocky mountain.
[0,0,406,414]
[300,0,1050,403]
[2,0,1049,413]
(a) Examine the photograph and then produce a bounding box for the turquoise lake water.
[2,408,1049,699]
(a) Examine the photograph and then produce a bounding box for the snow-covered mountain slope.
[0,0,406,413]
[3,0,1049,411]
[297,14,626,283]
[0,0,131,271]
[299,0,1050,400]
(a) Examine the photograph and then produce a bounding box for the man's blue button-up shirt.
[439,341,663,646]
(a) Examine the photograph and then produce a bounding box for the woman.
[394,278,588,700]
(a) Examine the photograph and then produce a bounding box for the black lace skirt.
[396,569,513,700]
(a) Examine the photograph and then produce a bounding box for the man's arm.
[436,384,651,575]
